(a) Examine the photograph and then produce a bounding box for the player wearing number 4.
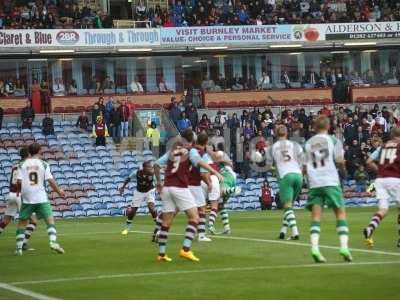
[363,127,400,248]
[15,143,66,256]
[304,116,352,263]
[266,125,303,240]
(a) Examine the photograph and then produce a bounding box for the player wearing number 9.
[304,115,352,263]
[15,143,66,256]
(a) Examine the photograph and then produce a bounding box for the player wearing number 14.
[363,127,400,248]
[304,116,352,263]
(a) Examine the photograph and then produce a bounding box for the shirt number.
[29,172,38,186]
[311,149,329,169]
[281,150,291,162]
[379,148,397,165]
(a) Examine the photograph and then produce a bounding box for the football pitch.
[1,207,399,300]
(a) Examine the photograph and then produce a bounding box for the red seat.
[53,107,65,113]
[152,103,162,108]
[259,100,269,107]
[271,99,281,106]
[219,101,228,108]
[302,99,312,105]
[86,105,93,112]
[76,106,86,112]
[376,96,386,102]
[386,96,398,102]
[207,102,217,108]
[228,101,238,107]
[239,101,249,107]
[5,108,16,114]
[356,97,366,103]
[141,103,152,108]
[366,96,376,103]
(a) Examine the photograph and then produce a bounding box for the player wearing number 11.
[304,116,352,263]
[15,143,66,256]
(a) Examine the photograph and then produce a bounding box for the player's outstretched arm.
[197,160,224,182]
[366,157,378,173]
[48,179,65,198]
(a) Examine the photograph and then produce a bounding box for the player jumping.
[0,147,38,250]
[15,143,66,256]
[364,127,400,248]
[154,134,223,262]
[304,116,352,263]
[119,161,157,235]
[266,125,303,240]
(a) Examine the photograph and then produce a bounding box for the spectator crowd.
[0,0,112,30]
[133,0,400,28]
[1,1,400,30]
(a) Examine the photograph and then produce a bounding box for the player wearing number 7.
[363,127,400,248]
[15,143,66,256]
[265,125,303,240]
[304,116,352,263]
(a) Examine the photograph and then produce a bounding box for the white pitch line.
[10,261,400,286]
[130,230,400,257]
[2,229,400,257]
[0,282,61,300]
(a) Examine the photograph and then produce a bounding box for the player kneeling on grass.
[154,138,223,262]
[15,143,66,256]
[0,147,38,250]
[304,116,352,263]
[265,125,303,240]
[119,161,158,235]
[363,127,400,248]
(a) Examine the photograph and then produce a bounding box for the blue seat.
[86,210,98,217]
[74,210,86,217]
[63,211,74,218]
[110,208,122,216]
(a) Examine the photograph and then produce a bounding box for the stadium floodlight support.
[194,46,228,50]
[343,42,377,46]
[39,49,75,53]
[269,44,302,48]
[117,48,153,52]
[330,51,350,54]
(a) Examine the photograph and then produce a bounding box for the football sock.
[23,221,37,244]
[208,208,218,229]
[310,221,321,252]
[16,228,25,250]
[0,220,6,235]
[220,209,230,231]
[149,206,157,220]
[280,219,288,235]
[182,221,197,252]
[285,208,299,236]
[125,207,137,230]
[158,225,169,257]
[198,211,206,238]
[47,224,57,244]
[336,219,349,249]
[366,213,382,237]
[153,212,162,237]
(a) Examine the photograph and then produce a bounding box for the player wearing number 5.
[363,127,400,248]
[15,143,66,256]
[266,125,303,240]
[304,116,352,263]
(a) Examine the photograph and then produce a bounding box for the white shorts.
[374,178,400,209]
[161,186,197,213]
[131,189,156,208]
[5,192,21,218]
[201,175,221,202]
[189,185,206,208]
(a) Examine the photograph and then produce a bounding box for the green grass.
[1,207,400,300]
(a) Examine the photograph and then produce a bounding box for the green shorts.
[306,186,344,211]
[278,173,303,204]
[19,202,53,220]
